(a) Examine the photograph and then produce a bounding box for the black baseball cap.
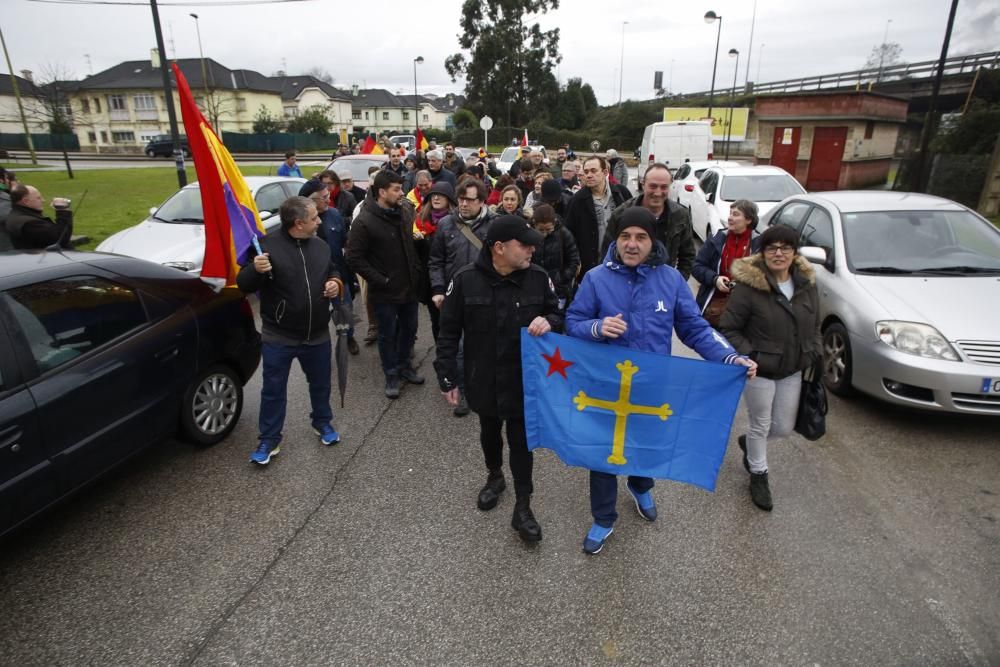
[486,215,544,246]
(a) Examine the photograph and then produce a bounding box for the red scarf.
[720,228,752,278]
[416,206,449,236]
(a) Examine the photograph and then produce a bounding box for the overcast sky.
[3,0,997,105]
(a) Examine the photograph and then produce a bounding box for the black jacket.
[5,204,73,250]
[434,248,563,418]
[236,227,340,343]
[720,254,821,380]
[346,197,422,304]
[429,167,457,187]
[0,191,12,251]
[532,222,580,299]
[564,183,631,275]
[600,195,696,280]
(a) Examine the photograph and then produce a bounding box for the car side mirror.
[149,206,158,216]
[800,245,831,270]
[259,210,273,221]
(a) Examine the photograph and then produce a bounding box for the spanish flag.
[416,128,429,151]
[361,135,384,155]
[172,63,264,288]
[517,128,529,159]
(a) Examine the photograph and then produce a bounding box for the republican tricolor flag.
[172,63,264,288]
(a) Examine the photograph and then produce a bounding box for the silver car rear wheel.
[180,364,244,445]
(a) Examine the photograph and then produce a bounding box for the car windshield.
[330,158,384,182]
[500,147,521,163]
[720,175,803,202]
[154,188,205,223]
[844,209,1000,274]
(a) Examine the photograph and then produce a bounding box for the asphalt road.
[1,289,998,666]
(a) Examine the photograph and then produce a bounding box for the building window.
[422,114,429,122]
[81,99,91,114]
[402,111,410,120]
[352,109,361,119]
[284,106,298,118]
[382,112,389,120]
[108,94,128,120]
[93,98,101,113]
[111,131,136,143]
[100,131,108,143]
[87,131,97,143]
[236,97,247,112]
[134,94,156,111]
[864,121,875,140]
[364,111,369,120]
[138,131,161,142]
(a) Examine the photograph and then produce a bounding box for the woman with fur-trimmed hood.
[719,224,822,512]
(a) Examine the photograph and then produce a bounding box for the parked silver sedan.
[761,191,1000,415]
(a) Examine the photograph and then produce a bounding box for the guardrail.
[678,50,1000,98]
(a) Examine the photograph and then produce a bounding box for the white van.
[638,121,713,182]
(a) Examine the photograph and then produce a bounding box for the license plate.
[981,378,1000,394]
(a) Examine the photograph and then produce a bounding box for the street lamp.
[189,13,208,95]
[413,56,423,134]
[725,48,740,160]
[618,21,629,104]
[704,10,723,121]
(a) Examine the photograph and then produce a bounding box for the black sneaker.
[749,471,773,511]
[399,367,425,385]
[477,471,506,510]
[364,328,378,344]
[384,375,401,399]
[737,435,750,473]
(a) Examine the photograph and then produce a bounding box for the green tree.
[452,107,477,129]
[580,82,598,113]
[252,105,282,134]
[286,105,332,135]
[445,0,562,129]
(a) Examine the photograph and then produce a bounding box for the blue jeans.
[589,472,655,528]
[373,301,419,376]
[259,339,333,445]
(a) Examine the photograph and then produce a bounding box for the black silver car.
[0,250,261,538]
[144,135,189,158]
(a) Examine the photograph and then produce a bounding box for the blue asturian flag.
[521,331,747,491]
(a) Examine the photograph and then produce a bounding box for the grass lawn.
[11,165,296,249]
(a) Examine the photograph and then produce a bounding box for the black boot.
[511,496,542,543]
[749,471,773,511]
[737,435,750,473]
[477,470,506,510]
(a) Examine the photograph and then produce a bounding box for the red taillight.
[707,150,714,160]
[648,154,654,163]
[684,184,694,192]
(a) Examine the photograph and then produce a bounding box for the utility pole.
[915,0,959,193]
[0,23,37,164]
[149,0,186,187]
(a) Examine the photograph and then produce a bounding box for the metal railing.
[677,50,1000,99]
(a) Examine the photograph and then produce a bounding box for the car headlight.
[162,261,198,272]
[875,321,959,361]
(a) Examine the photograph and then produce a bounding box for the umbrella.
[331,298,352,408]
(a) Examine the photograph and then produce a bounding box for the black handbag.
[795,362,827,441]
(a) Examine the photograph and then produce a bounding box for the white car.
[669,160,740,209]
[96,176,306,274]
[497,145,547,175]
[761,191,1000,414]
[688,165,806,242]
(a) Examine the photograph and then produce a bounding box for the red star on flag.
[542,347,574,379]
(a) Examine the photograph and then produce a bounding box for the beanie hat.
[615,206,657,239]
[540,178,563,202]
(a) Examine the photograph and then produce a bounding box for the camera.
[52,197,71,210]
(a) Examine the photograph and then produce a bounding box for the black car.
[144,135,189,158]
[0,250,261,539]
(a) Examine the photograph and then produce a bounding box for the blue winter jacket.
[566,242,742,364]
[318,206,349,280]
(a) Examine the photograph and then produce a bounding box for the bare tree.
[863,43,905,82]
[31,63,93,135]
[304,67,335,85]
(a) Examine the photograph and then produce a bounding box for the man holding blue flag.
[565,207,756,554]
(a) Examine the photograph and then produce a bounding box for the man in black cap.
[434,215,563,544]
